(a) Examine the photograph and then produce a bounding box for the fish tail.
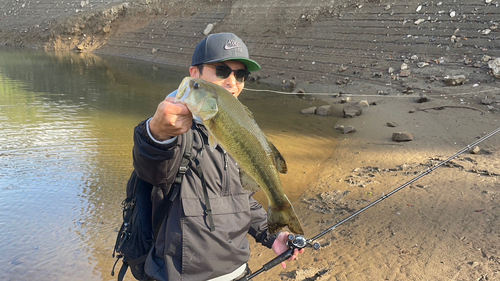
[268,205,304,235]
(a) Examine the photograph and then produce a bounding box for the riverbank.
[249,86,500,281]
[2,0,500,280]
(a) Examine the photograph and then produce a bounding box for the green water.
[0,48,189,281]
[0,47,335,281]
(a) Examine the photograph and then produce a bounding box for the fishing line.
[244,87,498,98]
[238,125,500,281]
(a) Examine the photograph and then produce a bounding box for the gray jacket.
[133,119,275,281]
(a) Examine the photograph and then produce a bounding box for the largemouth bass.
[175,77,304,235]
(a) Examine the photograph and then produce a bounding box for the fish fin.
[242,104,255,120]
[267,196,304,235]
[266,137,288,174]
[207,134,218,152]
[239,169,261,192]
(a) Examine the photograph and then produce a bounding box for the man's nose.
[223,73,238,87]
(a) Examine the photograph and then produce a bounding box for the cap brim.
[211,58,260,72]
[231,58,261,72]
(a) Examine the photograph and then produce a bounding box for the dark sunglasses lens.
[215,65,233,79]
[214,65,250,82]
[234,70,250,82]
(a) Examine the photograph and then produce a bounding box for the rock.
[473,62,482,68]
[481,97,493,105]
[414,19,425,25]
[301,107,317,114]
[342,126,357,134]
[102,25,111,33]
[343,101,367,118]
[392,132,413,142]
[340,97,351,103]
[316,105,333,116]
[292,88,305,94]
[387,122,397,127]
[417,62,429,68]
[427,75,437,83]
[470,146,481,154]
[400,69,411,77]
[443,75,466,86]
[482,55,492,62]
[417,94,429,103]
[203,23,215,35]
[488,58,500,79]
[402,85,414,94]
[334,125,356,134]
[482,29,491,35]
[468,261,480,267]
[292,88,306,99]
[358,100,369,108]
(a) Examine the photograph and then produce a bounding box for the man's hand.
[149,97,193,141]
[271,232,305,269]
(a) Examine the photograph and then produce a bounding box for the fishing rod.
[238,125,500,281]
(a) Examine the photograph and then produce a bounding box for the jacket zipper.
[222,150,229,195]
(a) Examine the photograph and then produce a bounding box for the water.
[0,47,336,281]
[0,48,188,281]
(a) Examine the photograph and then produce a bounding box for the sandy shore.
[2,0,500,280]
[246,84,500,280]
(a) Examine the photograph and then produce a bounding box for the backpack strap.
[170,130,193,201]
[166,130,215,232]
[152,130,194,239]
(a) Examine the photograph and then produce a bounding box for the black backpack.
[111,130,194,281]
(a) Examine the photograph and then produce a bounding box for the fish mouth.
[175,77,192,103]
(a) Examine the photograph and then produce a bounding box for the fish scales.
[175,77,304,234]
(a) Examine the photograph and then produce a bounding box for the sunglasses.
[203,64,251,83]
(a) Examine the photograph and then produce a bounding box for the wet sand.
[246,85,500,281]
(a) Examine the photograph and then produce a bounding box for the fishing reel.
[286,234,321,251]
[237,234,321,280]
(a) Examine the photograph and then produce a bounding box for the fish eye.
[193,82,199,89]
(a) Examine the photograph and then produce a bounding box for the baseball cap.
[191,33,261,72]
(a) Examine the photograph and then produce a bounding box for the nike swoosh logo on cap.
[224,44,238,50]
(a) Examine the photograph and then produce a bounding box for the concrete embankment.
[1,0,498,92]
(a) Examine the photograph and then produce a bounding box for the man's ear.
[189,66,200,78]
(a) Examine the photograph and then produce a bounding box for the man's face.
[189,60,246,98]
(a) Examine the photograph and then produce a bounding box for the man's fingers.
[160,99,190,116]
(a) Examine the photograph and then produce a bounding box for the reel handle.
[237,234,319,280]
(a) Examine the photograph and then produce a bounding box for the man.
[133,33,302,281]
